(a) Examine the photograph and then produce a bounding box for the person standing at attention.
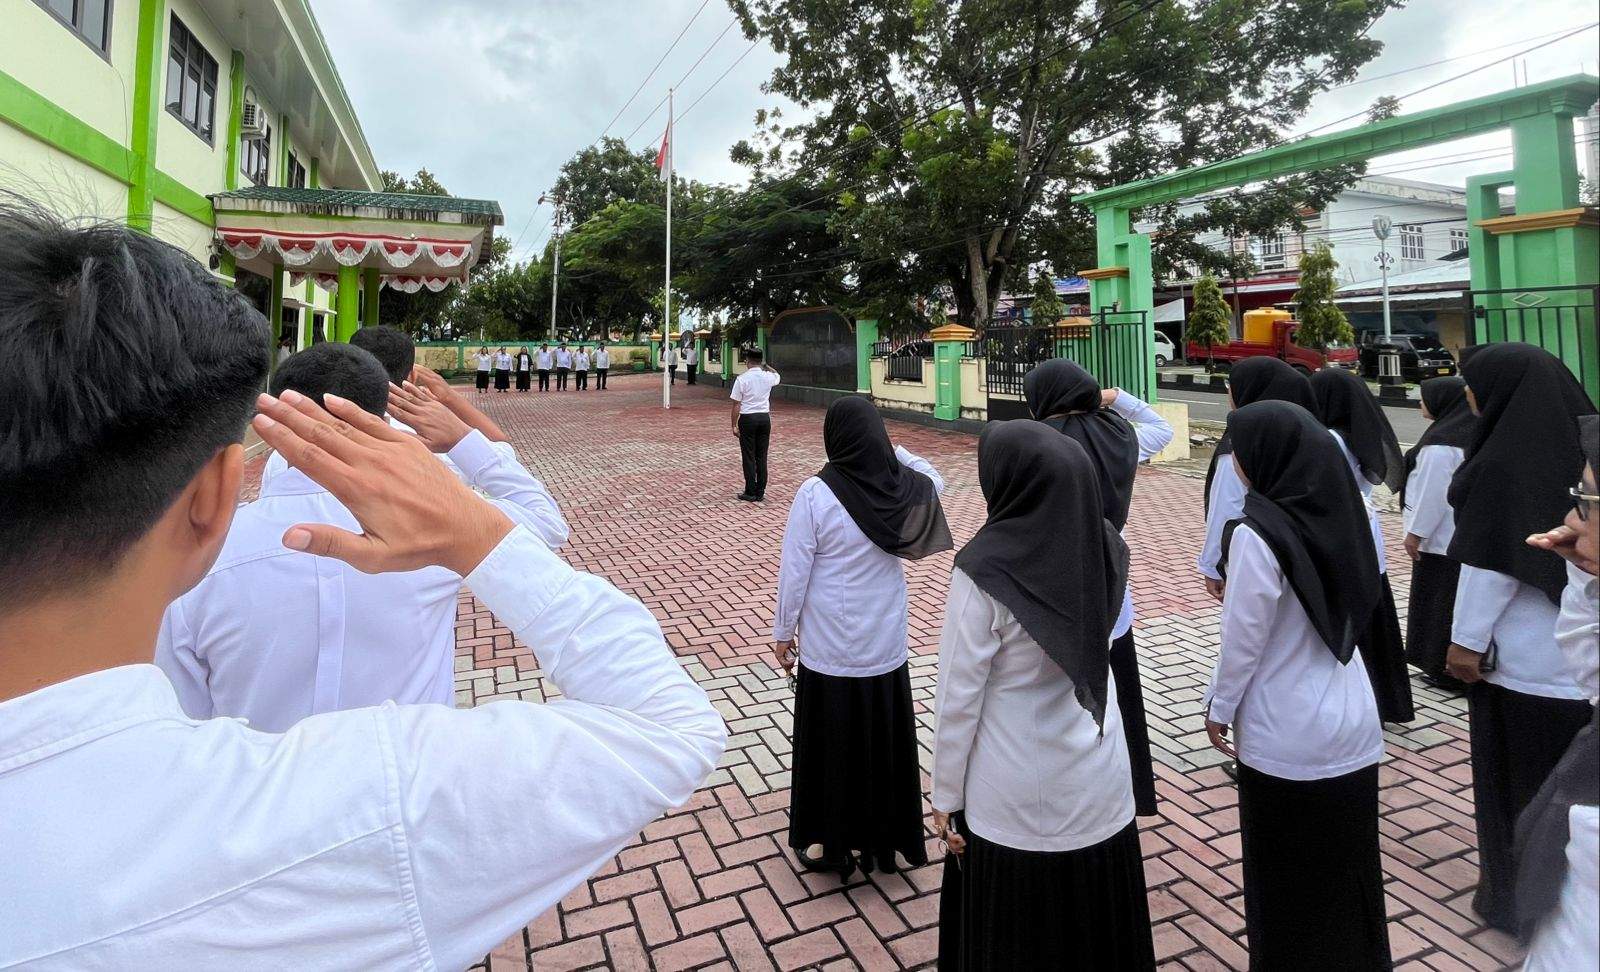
[0,204,724,966]
[731,347,780,502]
[536,342,553,392]
[573,345,591,391]
[683,339,699,385]
[493,347,512,393]
[515,347,532,393]
[475,346,492,394]
[1202,401,1390,970]
[773,397,952,877]
[1443,342,1595,932]
[1024,359,1172,818]
[664,340,679,386]
[594,343,610,390]
[555,342,572,391]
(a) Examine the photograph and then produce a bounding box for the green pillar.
[362,268,381,328]
[649,334,661,370]
[335,265,360,342]
[218,251,236,285]
[1510,113,1580,214]
[224,51,244,191]
[757,325,770,359]
[267,265,285,364]
[303,311,315,349]
[126,0,168,231]
[721,336,734,379]
[931,325,971,422]
[855,318,879,394]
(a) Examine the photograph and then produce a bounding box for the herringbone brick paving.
[256,374,1521,971]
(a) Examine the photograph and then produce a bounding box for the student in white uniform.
[663,340,680,385]
[573,346,590,391]
[773,396,952,877]
[0,208,724,966]
[730,347,780,501]
[536,342,553,391]
[683,339,698,385]
[555,343,573,390]
[932,421,1152,970]
[474,346,492,392]
[1443,342,1596,932]
[158,345,569,732]
[493,347,512,392]
[1400,377,1475,689]
[515,348,532,392]
[1025,359,1172,817]
[1202,401,1391,970]
[594,343,611,390]
[1312,365,1414,724]
[1518,414,1598,971]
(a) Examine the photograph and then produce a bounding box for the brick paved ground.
[271,374,1522,971]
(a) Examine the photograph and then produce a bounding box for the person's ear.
[175,444,245,587]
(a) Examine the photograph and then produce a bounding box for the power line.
[595,0,713,142]
[1326,26,1600,91]
[678,40,762,123]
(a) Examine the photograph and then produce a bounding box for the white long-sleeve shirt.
[773,446,944,677]
[1205,524,1384,781]
[495,353,512,370]
[594,349,611,369]
[1451,565,1588,700]
[536,350,553,369]
[931,568,1133,852]
[556,350,573,368]
[1105,391,1173,637]
[165,432,569,731]
[1331,433,1389,574]
[1555,563,1599,705]
[1402,445,1463,556]
[475,353,491,372]
[0,526,726,968]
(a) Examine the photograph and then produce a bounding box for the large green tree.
[1293,241,1353,350]
[1188,273,1231,372]
[729,0,1396,324]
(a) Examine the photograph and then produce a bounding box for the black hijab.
[1204,357,1316,514]
[1024,359,1140,529]
[1447,343,1598,603]
[954,421,1129,729]
[1399,377,1475,508]
[1223,401,1381,662]
[1311,366,1405,493]
[816,396,953,560]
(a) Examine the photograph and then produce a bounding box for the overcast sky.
[308,0,1598,264]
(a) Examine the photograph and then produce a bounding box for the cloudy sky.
[308,0,1598,264]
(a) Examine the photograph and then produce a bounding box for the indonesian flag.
[655,122,671,181]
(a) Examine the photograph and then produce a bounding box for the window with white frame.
[1449,228,1469,254]
[1399,224,1425,261]
[1256,235,1285,271]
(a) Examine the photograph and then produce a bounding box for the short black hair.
[745,347,764,363]
[0,200,269,609]
[348,324,414,383]
[269,343,390,417]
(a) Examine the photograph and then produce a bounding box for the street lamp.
[1371,216,1401,386]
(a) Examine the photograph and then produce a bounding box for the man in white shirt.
[663,340,679,385]
[158,343,566,731]
[574,346,591,391]
[0,207,724,966]
[555,343,573,390]
[536,342,553,391]
[594,342,611,390]
[730,347,781,501]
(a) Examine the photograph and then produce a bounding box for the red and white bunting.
[215,231,475,275]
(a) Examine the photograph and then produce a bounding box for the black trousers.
[738,413,771,498]
[686,364,698,385]
[537,369,550,391]
[556,367,569,390]
[575,369,588,390]
[596,368,608,390]
[668,366,678,385]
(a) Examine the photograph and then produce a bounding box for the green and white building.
[1,0,501,347]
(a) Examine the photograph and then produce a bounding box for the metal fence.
[978,311,1152,404]
[1465,285,1600,398]
[871,337,929,382]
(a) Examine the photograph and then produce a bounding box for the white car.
[1152,332,1178,368]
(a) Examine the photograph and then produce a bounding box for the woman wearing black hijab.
[1399,377,1476,688]
[932,421,1152,970]
[1025,358,1173,817]
[1311,366,1414,724]
[1202,401,1391,971]
[1442,342,1596,931]
[773,396,952,877]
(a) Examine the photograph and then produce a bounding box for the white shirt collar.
[0,665,187,773]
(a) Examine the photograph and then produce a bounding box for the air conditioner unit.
[240,97,265,138]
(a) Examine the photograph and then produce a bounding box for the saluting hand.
[388,381,471,453]
[252,391,512,576]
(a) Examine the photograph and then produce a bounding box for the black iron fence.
[1465,284,1600,397]
[979,310,1152,404]
[871,336,930,382]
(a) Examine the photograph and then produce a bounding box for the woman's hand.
[773,639,796,675]
[1100,388,1120,409]
[931,810,965,856]
[1403,532,1423,563]
[1205,719,1237,758]
[1445,643,1484,684]
[1527,525,1600,576]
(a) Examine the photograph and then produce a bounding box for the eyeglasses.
[1571,484,1600,522]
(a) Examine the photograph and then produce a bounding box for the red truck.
[1185,314,1358,375]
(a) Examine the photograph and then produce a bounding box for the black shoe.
[870,850,899,874]
[1221,759,1239,782]
[737,493,760,502]
[796,846,856,880]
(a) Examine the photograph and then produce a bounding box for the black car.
[1357,332,1458,382]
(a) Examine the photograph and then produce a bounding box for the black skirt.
[515,369,531,390]
[788,662,926,867]
[1111,630,1158,816]
[475,370,489,389]
[1404,553,1465,688]
[493,368,510,390]
[1467,681,1592,931]
[937,818,1154,971]
[1361,575,1414,723]
[1237,762,1391,971]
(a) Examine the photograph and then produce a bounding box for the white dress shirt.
[495,353,512,371]
[574,351,590,371]
[931,567,1134,852]
[1205,524,1385,781]
[556,350,573,368]
[0,526,726,969]
[731,368,781,414]
[517,353,531,371]
[475,353,492,372]
[683,347,697,368]
[1453,565,1588,700]
[1402,445,1463,556]
[1105,391,1174,637]
[594,349,610,369]
[1331,433,1389,574]
[662,346,678,367]
[536,350,553,370]
[773,447,944,677]
[160,432,570,732]
[1555,563,1599,705]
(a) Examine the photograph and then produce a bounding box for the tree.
[1293,242,1353,351]
[1027,270,1063,322]
[1188,274,1231,372]
[730,0,1395,323]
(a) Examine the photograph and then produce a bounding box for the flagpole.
[662,88,673,410]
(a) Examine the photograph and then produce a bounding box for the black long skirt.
[475,370,489,390]
[788,662,927,867]
[1404,553,1465,688]
[1467,681,1592,931]
[515,369,531,390]
[1361,575,1414,723]
[1237,762,1391,971]
[937,817,1155,971]
[1111,630,1158,816]
[493,368,510,390]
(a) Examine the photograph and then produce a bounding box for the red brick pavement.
[265,374,1522,970]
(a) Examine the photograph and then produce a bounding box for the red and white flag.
[655,122,671,181]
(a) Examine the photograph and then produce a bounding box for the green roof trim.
[210,186,504,225]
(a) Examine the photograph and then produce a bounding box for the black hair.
[0,199,269,609]
[269,343,390,417]
[348,324,415,383]
[745,347,764,363]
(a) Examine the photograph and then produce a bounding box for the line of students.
[474,343,612,393]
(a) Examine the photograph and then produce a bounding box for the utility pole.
[540,193,563,341]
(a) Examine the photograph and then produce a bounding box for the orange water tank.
[1242,308,1292,345]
